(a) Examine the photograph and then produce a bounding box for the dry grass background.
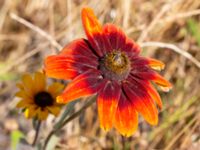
[0,0,200,150]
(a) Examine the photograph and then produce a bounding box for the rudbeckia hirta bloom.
[44,8,172,136]
[16,72,64,120]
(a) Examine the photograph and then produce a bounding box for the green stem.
[43,130,54,150]
[59,97,95,129]
[43,97,96,150]
[32,120,41,147]
[54,100,77,130]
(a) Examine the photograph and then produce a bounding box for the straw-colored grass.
[0,0,200,149]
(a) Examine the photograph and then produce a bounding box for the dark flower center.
[100,51,130,81]
[34,91,54,107]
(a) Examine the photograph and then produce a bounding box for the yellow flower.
[16,72,64,120]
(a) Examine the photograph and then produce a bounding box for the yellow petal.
[37,108,49,120]
[22,74,35,94]
[159,86,172,92]
[16,100,32,108]
[148,58,165,71]
[16,83,24,90]
[15,91,32,99]
[34,72,46,93]
[56,96,66,104]
[47,82,64,98]
[47,106,61,116]
[24,106,37,119]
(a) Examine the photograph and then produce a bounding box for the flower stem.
[43,130,54,150]
[32,120,41,147]
[58,96,96,129]
[43,96,96,150]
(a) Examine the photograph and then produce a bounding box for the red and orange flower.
[44,8,172,136]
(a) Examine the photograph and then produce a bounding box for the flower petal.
[24,106,38,119]
[130,76,163,109]
[123,81,158,125]
[22,74,35,94]
[45,51,98,80]
[132,68,172,92]
[147,58,165,71]
[47,106,61,116]
[45,55,80,80]
[103,24,126,51]
[47,82,64,98]
[57,69,106,104]
[147,83,163,109]
[114,93,138,137]
[37,108,49,120]
[34,72,46,93]
[16,100,32,108]
[16,83,24,90]
[97,81,121,131]
[15,90,32,99]
[132,57,165,71]
[122,38,140,58]
[60,39,97,59]
[81,8,112,56]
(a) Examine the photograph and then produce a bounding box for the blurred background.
[0,0,200,149]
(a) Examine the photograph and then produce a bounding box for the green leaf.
[11,130,24,150]
[187,19,200,46]
[54,99,78,130]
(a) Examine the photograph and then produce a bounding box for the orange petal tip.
[81,7,102,35]
[159,85,173,92]
[121,132,133,137]
[149,59,165,71]
[150,65,165,71]
[81,7,96,19]
[82,7,93,13]
[150,118,158,126]
[146,111,159,126]
[158,80,173,92]
[56,96,65,104]
[100,125,111,132]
